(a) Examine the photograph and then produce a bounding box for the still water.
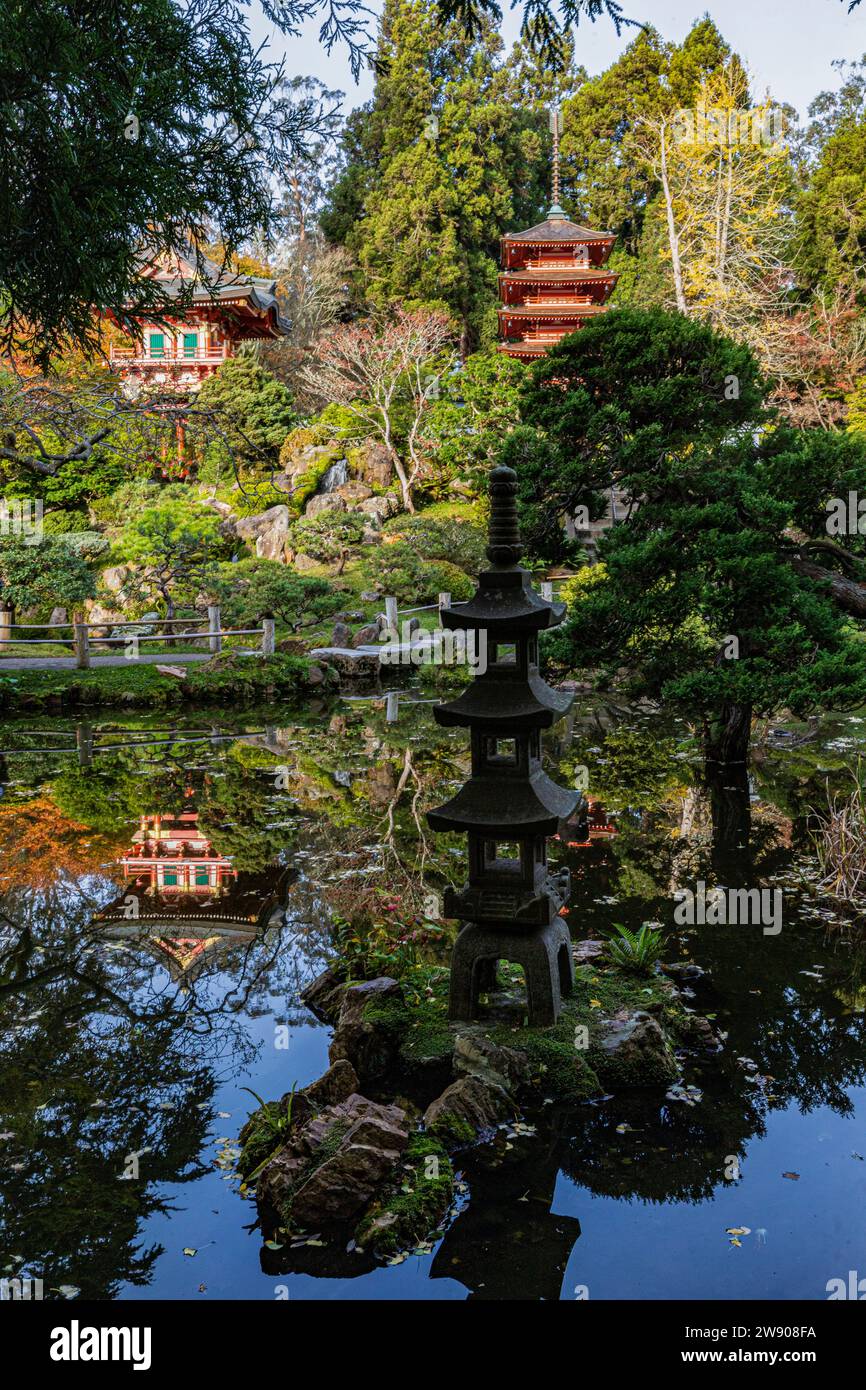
[1,698,864,1300]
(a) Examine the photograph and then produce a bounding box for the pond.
[1,696,865,1301]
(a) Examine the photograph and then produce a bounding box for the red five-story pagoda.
[498,109,617,359]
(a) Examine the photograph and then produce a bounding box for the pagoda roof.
[498,304,608,319]
[499,268,616,283]
[135,248,290,337]
[503,217,614,244]
[427,768,580,837]
[435,671,573,730]
[441,568,567,634]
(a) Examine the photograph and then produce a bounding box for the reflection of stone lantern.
[427,465,579,1025]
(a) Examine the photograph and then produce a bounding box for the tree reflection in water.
[0,702,865,1300]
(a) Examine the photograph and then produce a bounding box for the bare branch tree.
[297,308,457,511]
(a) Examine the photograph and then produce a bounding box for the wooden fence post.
[384,596,399,630]
[74,621,90,670]
[208,604,222,654]
[540,581,553,601]
[261,618,275,657]
[386,691,399,723]
[0,610,11,647]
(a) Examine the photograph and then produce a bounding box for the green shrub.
[364,541,473,603]
[381,513,486,575]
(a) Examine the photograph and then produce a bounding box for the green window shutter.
[183,333,198,358]
[148,332,165,358]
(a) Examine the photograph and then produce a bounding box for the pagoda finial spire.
[548,103,565,219]
[486,464,522,568]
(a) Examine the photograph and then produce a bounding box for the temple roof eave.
[499,269,618,284]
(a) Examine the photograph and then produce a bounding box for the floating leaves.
[666,1083,703,1107]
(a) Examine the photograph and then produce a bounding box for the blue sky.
[248,0,866,122]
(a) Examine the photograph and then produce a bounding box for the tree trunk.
[704,759,753,883]
[659,121,688,315]
[704,701,752,764]
[790,555,866,617]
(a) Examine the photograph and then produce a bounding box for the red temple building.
[107,248,290,392]
[498,112,617,359]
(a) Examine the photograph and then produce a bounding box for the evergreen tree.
[320,0,579,352]
[507,308,866,765]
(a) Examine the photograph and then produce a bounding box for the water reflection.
[0,702,864,1300]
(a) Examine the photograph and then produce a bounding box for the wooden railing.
[521,294,593,306]
[0,606,275,668]
[109,345,229,366]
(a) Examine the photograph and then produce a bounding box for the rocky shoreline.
[237,938,725,1265]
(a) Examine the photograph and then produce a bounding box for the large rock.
[309,647,381,684]
[256,1092,409,1227]
[337,481,373,504]
[235,504,290,543]
[354,441,394,490]
[100,565,130,594]
[453,1033,531,1095]
[423,1075,513,1143]
[358,494,400,525]
[304,492,346,518]
[290,1139,403,1225]
[300,1059,359,1111]
[595,1009,678,1086]
[351,621,383,649]
[300,966,346,1023]
[328,977,404,1083]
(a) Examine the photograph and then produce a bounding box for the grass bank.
[0,652,319,712]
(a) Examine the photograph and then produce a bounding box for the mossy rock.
[355,1133,454,1258]
[360,969,455,1083]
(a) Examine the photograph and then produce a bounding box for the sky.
[248,0,866,122]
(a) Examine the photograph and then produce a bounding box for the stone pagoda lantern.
[427,464,579,1026]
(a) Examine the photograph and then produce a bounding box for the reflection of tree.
[0,796,126,892]
[0,848,326,1296]
[197,752,300,873]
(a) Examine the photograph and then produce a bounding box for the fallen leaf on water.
[198,1284,207,1293]
[264,1240,284,1251]
[729,1237,742,1248]
[726,1227,751,1236]
[183,1248,197,1257]
[782,1172,800,1181]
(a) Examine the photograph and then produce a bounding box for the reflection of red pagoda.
[565,799,618,849]
[121,812,236,897]
[498,110,616,360]
[95,811,281,980]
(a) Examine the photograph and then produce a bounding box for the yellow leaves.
[589,998,603,1008]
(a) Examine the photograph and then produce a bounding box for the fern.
[605,922,663,974]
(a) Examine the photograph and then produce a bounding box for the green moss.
[360,969,454,1072]
[425,1110,476,1145]
[237,1103,283,1180]
[289,454,340,517]
[355,1132,454,1257]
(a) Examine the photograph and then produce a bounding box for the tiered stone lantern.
[427,465,579,1026]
